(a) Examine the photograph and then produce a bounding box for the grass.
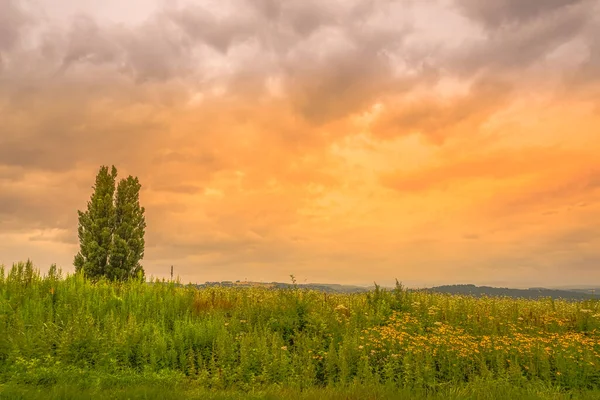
[1,260,599,399]
[2,381,600,400]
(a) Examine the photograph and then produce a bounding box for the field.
[1,261,599,399]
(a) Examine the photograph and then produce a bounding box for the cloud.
[0,79,173,172]
[60,15,121,70]
[282,25,415,124]
[449,0,595,77]
[380,146,571,192]
[573,2,600,86]
[0,0,31,52]
[1,0,600,286]
[166,3,261,53]
[371,76,513,143]
[0,165,26,182]
[0,171,83,233]
[453,0,590,29]
[487,168,600,222]
[28,228,76,245]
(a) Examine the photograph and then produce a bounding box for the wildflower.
[281,346,288,351]
[358,345,364,349]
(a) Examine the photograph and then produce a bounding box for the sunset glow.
[1,0,599,287]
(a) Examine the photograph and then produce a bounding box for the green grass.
[2,381,600,400]
[1,260,599,399]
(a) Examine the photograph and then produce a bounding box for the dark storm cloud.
[116,16,196,82]
[0,0,33,72]
[273,1,419,124]
[56,13,195,82]
[0,0,420,122]
[575,3,600,83]
[453,0,590,28]
[60,15,121,69]
[280,21,423,124]
[2,0,598,91]
[449,0,596,76]
[0,0,420,177]
[166,4,260,53]
[0,0,31,51]
[166,0,417,123]
[43,0,409,88]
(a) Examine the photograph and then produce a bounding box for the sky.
[1,0,600,288]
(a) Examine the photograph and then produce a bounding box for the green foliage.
[74,165,117,278]
[109,176,146,281]
[1,261,599,398]
[74,166,146,281]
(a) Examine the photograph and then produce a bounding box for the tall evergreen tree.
[108,176,146,280]
[74,165,146,281]
[74,165,117,278]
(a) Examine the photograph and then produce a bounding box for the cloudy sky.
[1,0,599,288]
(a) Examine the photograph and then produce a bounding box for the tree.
[74,165,117,278]
[108,176,146,280]
[74,165,146,281]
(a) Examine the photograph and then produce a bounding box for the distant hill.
[424,284,598,301]
[167,280,599,300]
[560,288,600,295]
[196,281,371,293]
[269,282,371,293]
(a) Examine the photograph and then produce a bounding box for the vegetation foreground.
[1,262,600,399]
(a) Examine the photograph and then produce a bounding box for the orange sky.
[1,0,600,288]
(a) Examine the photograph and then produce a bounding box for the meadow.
[1,261,599,399]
